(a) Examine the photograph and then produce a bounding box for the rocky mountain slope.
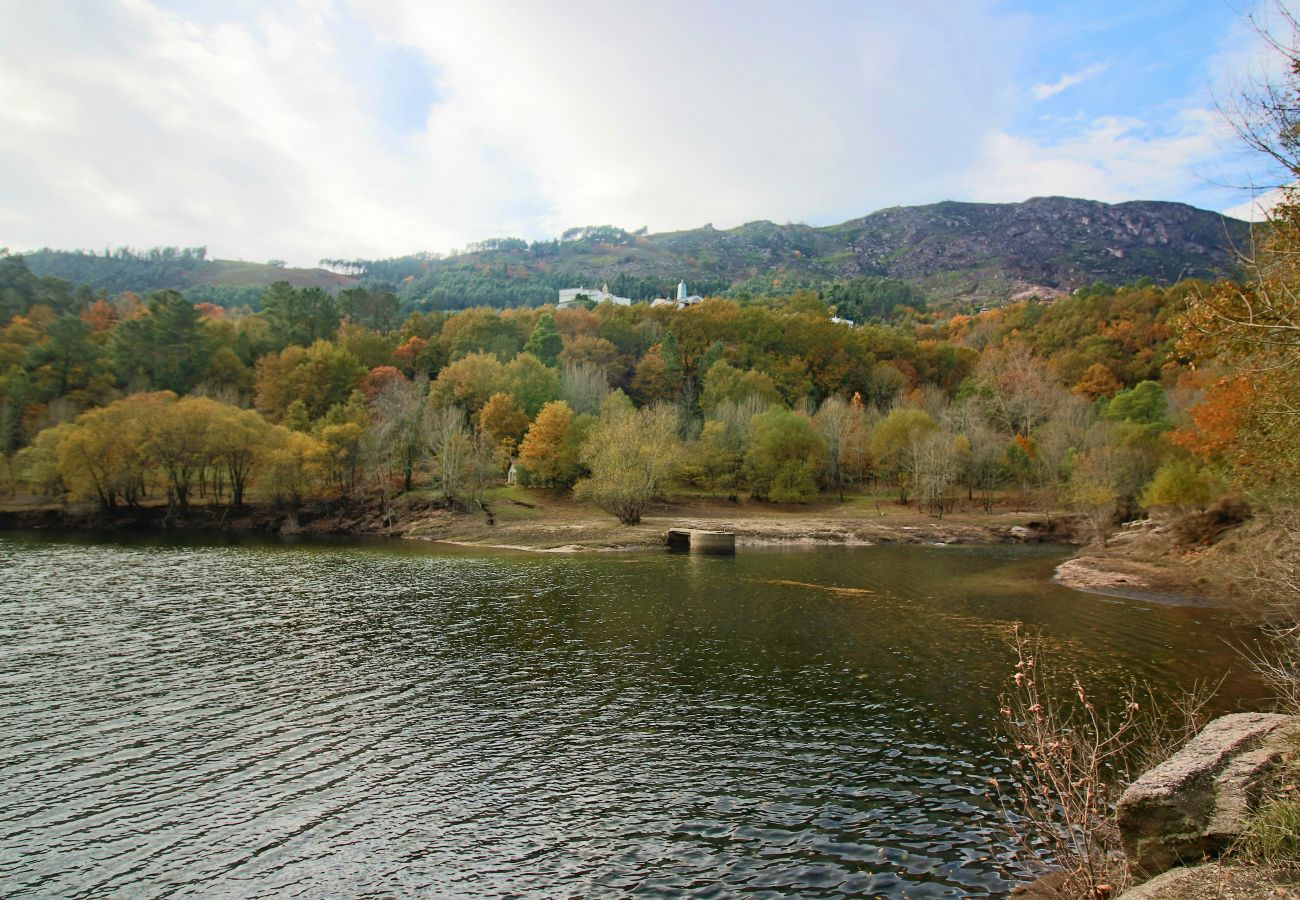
[21,197,1251,307]
[360,196,1252,307]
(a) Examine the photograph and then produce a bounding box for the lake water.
[0,532,1263,897]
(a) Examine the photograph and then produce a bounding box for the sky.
[0,0,1293,267]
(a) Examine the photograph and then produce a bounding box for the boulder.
[1116,712,1296,879]
[1118,862,1300,899]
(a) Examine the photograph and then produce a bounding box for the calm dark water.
[0,532,1262,898]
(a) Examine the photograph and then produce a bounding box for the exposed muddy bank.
[1051,505,1258,607]
[5,496,1252,609]
[0,496,1082,553]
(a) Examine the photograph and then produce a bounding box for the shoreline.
[0,494,1239,607]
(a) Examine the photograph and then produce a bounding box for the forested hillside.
[17,197,1249,315]
[21,247,357,311]
[1,219,1282,533]
[342,197,1249,310]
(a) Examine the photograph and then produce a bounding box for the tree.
[428,351,506,413]
[699,360,782,413]
[524,312,563,366]
[143,395,215,511]
[1072,363,1124,400]
[1105,380,1168,426]
[814,394,870,501]
[870,408,937,504]
[13,422,73,497]
[425,405,475,500]
[320,422,365,495]
[58,393,168,509]
[505,352,559,416]
[559,361,609,415]
[631,342,683,403]
[1066,447,1123,546]
[110,291,212,393]
[559,334,623,382]
[254,340,366,423]
[519,400,579,487]
[1141,459,1219,514]
[914,431,959,517]
[371,375,428,492]
[574,404,681,524]
[976,342,1060,436]
[339,285,400,334]
[209,405,272,507]
[478,392,529,455]
[743,407,825,502]
[261,282,340,348]
[261,427,328,505]
[337,322,397,369]
[681,419,742,497]
[26,313,100,400]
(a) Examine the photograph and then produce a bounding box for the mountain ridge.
[19,196,1251,309]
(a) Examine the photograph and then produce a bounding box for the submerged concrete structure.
[665,528,736,555]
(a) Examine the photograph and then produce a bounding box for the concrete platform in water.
[665,528,736,555]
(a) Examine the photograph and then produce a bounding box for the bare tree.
[914,431,959,518]
[1219,1,1300,188]
[559,361,609,415]
[426,405,475,502]
[371,375,427,492]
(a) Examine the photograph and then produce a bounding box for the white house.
[557,284,632,308]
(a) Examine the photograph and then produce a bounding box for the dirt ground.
[395,489,1075,552]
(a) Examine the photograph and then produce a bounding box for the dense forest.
[1,214,1285,532]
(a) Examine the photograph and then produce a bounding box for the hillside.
[19,197,1250,309]
[21,248,356,304]
[355,197,1252,309]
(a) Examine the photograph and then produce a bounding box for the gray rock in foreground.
[1119,862,1300,899]
[1116,712,1296,879]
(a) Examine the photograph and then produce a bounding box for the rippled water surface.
[0,532,1261,897]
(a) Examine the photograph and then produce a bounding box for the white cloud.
[0,0,1029,265]
[0,1,1276,266]
[968,109,1235,205]
[1031,62,1108,101]
[1223,187,1286,221]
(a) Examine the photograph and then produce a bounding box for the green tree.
[209,404,272,507]
[681,419,742,497]
[505,352,560,416]
[254,340,366,423]
[1141,458,1219,514]
[699,360,782,413]
[524,312,564,366]
[1105,380,1168,426]
[339,285,400,334]
[261,282,341,348]
[111,291,212,393]
[870,408,938,504]
[743,407,825,502]
[26,313,101,400]
[13,422,73,496]
[428,351,507,413]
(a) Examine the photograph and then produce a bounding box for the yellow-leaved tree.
[574,398,680,524]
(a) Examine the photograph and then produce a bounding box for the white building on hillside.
[557,284,632,308]
[652,280,704,309]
